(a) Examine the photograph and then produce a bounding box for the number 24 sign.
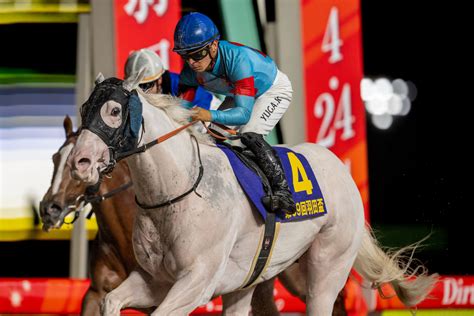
[303,2,367,157]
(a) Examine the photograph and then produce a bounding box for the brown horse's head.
[40,116,91,231]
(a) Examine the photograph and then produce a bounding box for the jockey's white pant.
[241,70,292,135]
[213,70,292,146]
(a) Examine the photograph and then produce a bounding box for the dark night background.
[0,1,470,277]
[361,0,470,275]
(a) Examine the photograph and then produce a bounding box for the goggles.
[179,45,210,61]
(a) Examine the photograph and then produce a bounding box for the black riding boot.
[240,132,296,214]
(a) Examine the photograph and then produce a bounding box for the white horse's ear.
[95,73,105,85]
[123,67,146,92]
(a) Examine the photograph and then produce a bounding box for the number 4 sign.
[301,0,370,219]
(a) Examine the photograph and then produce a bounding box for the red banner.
[114,0,182,78]
[375,276,474,310]
[301,0,369,220]
[2,276,473,313]
[0,278,305,314]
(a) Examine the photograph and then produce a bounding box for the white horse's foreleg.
[222,286,255,316]
[150,262,221,316]
[100,270,156,316]
[305,227,361,316]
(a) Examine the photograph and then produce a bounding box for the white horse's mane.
[137,89,214,144]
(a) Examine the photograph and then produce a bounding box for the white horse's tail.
[353,226,439,307]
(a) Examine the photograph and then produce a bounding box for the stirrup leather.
[262,195,280,212]
[262,195,295,215]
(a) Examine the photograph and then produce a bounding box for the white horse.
[67,73,437,315]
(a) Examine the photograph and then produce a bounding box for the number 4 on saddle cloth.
[217,144,328,223]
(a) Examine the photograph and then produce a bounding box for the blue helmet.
[173,12,220,53]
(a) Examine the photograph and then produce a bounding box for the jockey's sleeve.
[210,57,256,126]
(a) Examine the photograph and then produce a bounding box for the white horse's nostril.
[75,157,91,173]
[79,158,91,164]
[78,157,91,164]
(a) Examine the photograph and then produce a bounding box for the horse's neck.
[127,105,197,206]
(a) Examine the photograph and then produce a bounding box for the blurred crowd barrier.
[0,83,99,241]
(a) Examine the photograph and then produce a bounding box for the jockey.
[173,12,296,215]
[124,48,213,109]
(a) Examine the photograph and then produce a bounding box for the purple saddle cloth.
[217,144,328,222]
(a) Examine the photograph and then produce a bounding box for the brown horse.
[40,116,137,315]
[40,116,347,315]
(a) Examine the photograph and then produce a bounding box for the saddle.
[217,140,273,199]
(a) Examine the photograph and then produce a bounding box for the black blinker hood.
[80,78,141,163]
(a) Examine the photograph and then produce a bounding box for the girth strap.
[240,213,280,289]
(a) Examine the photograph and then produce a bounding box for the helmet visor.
[139,81,156,93]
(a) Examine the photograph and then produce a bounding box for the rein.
[201,122,240,141]
[66,118,201,221]
[130,120,243,209]
[131,120,240,209]
[65,181,134,224]
[135,134,203,209]
[91,119,235,211]
[84,181,134,219]
[115,120,199,161]
[104,119,205,210]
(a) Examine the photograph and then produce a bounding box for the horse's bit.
[65,180,133,224]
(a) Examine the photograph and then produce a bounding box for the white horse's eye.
[101,101,122,128]
[111,107,121,117]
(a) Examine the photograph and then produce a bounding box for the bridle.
[68,120,208,221]
[104,119,211,210]
[65,178,134,224]
[80,77,240,210]
[56,118,232,222]
[70,126,205,221]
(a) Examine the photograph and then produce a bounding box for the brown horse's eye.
[111,107,121,117]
